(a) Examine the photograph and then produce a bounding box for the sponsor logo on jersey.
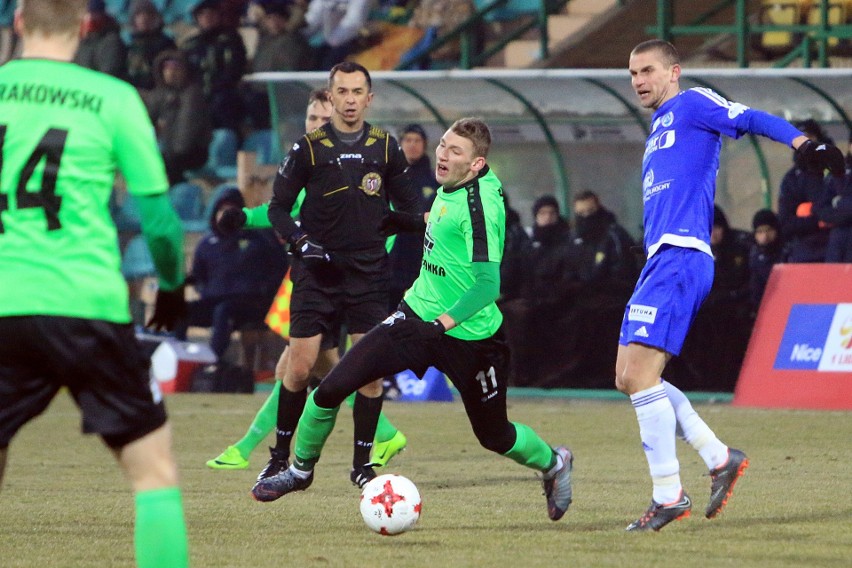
[635,326,649,338]
[341,153,362,160]
[642,169,673,203]
[628,304,657,323]
[421,258,446,277]
[643,129,676,159]
[360,172,382,196]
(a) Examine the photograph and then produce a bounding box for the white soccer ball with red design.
[359,474,422,535]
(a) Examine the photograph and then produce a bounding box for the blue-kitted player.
[618,39,846,532]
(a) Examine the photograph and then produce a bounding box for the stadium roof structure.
[248,68,852,209]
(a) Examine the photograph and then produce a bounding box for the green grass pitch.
[1,392,850,567]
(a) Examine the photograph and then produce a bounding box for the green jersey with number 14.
[0,60,169,322]
[405,166,505,341]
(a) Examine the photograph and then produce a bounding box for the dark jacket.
[127,28,176,90]
[523,219,579,306]
[181,25,248,97]
[570,207,638,297]
[388,154,437,293]
[778,163,830,262]
[191,188,288,301]
[749,238,785,311]
[500,205,531,302]
[143,50,212,159]
[252,27,313,73]
[74,12,127,78]
[816,158,852,262]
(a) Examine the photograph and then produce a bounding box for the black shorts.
[314,304,513,451]
[0,316,168,448]
[289,253,389,338]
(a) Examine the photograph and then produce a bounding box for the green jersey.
[0,60,170,322]
[405,166,505,341]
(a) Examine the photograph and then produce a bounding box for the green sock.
[345,391,398,443]
[502,422,557,472]
[135,487,189,568]
[233,380,281,459]
[293,390,340,466]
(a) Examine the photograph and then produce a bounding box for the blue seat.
[169,182,204,221]
[104,0,131,24]
[112,196,142,233]
[242,129,277,165]
[0,0,16,26]
[205,128,240,180]
[475,0,542,22]
[121,234,156,280]
[162,0,197,24]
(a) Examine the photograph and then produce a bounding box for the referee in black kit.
[253,61,423,494]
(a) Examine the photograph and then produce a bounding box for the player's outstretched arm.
[137,194,187,330]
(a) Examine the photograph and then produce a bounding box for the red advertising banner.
[734,264,852,410]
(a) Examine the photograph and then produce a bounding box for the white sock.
[288,464,311,479]
[661,380,729,470]
[631,384,681,504]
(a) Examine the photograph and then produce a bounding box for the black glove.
[795,140,846,177]
[217,207,247,236]
[146,285,186,332]
[378,210,427,237]
[386,315,446,342]
[288,230,332,270]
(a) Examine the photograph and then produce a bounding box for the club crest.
[361,172,383,196]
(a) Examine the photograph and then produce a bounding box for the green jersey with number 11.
[405,166,505,341]
[0,60,170,322]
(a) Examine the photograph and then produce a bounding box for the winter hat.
[713,204,730,229]
[88,0,106,13]
[401,124,427,141]
[752,208,780,231]
[532,195,560,216]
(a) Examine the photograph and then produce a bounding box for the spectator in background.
[244,0,312,129]
[74,0,127,78]
[143,50,212,185]
[512,195,578,387]
[178,187,288,360]
[387,124,437,310]
[748,208,784,314]
[565,190,638,387]
[499,190,530,303]
[818,136,852,262]
[302,0,373,70]
[673,205,752,392]
[777,119,833,262]
[126,0,176,91]
[402,0,475,69]
[181,0,248,131]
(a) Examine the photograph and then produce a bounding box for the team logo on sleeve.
[360,172,383,196]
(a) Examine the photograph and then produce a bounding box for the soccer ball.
[359,474,422,535]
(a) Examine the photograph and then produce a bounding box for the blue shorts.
[619,245,713,356]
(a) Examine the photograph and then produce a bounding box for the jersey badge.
[661,112,674,127]
[320,138,334,148]
[360,172,383,196]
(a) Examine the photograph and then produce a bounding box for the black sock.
[353,392,383,468]
[274,386,308,457]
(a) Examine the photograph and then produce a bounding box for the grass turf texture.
[1,393,851,567]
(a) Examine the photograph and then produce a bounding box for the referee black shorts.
[0,316,168,449]
[289,252,390,339]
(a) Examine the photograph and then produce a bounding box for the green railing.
[395,0,571,70]
[649,0,852,68]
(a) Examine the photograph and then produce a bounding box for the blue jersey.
[641,87,801,259]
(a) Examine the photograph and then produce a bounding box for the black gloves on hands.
[146,285,187,332]
[217,207,247,236]
[378,211,427,237]
[795,140,846,177]
[387,315,446,343]
[288,230,333,271]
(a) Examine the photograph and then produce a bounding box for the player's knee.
[473,427,514,455]
[357,379,382,398]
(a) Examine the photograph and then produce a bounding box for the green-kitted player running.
[252,117,574,522]
[0,1,189,566]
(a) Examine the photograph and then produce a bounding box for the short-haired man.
[619,39,845,531]
[0,1,189,565]
[252,118,575,523]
